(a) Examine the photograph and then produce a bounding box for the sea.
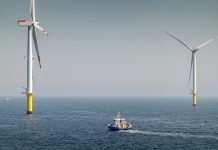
[0,97,218,150]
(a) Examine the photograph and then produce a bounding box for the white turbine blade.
[32,26,42,68]
[196,36,217,49]
[187,53,194,86]
[30,0,36,22]
[164,30,194,51]
[32,70,35,84]
[30,0,32,15]
[34,24,49,36]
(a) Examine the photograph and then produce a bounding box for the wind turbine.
[165,31,216,106]
[18,0,48,114]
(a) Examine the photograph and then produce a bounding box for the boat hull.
[108,126,120,131]
[108,125,132,131]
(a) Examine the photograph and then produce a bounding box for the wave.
[121,130,218,140]
[0,125,17,128]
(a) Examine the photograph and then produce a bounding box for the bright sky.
[0,0,218,97]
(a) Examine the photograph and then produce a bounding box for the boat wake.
[120,130,218,140]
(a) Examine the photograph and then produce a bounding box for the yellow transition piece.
[27,93,33,114]
[193,93,196,107]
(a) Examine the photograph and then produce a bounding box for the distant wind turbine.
[165,31,217,106]
[18,0,48,114]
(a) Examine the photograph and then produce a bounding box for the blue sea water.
[0,97,218,150]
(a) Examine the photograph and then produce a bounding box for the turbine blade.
[30,0,32,15]
[196,36,217,49]
[32,73,35,84]
[30,0,36,22]
[34,24,48,36]
[164,30,193,51]
[32,26,42,68]
[188,53,194,86]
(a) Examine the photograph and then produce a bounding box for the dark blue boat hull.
[108,125,132,131]
[108,126,119,131]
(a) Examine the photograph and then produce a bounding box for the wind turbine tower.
[165,31,216,106]
[18,0,48,114]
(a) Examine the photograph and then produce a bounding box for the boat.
[108,112,132,131]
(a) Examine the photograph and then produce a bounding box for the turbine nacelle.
[17,20,48,36]
[192,49,199,53]
[17,19,39,26]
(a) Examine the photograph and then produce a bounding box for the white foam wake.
[121,130,218,140]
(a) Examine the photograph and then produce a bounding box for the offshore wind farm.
[1,0,218,149]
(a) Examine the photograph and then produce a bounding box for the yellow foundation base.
[193,93,196,107]
[27,93,33,114]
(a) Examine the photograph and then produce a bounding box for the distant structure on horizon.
[18,0,48,114]
[165,31,217,106]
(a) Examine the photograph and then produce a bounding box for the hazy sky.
[0,0,218,97]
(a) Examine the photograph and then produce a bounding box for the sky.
[0,0,218,97]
